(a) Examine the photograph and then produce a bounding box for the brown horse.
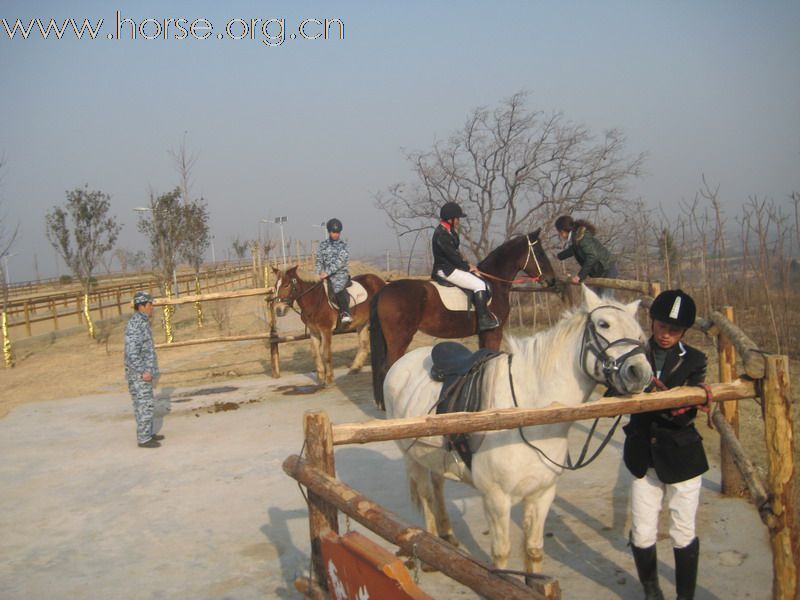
[370,230,556,409]
[271,266,386,386]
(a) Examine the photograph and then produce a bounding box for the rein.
[505,306,646,471]
[507,353,622,471]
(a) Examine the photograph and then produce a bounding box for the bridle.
[477,235,548,285]
[579,306,647,389]
[520,235,544,280]
[509,304,646,471]
[272,274,323,310]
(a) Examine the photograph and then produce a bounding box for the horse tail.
[369,288,388,410]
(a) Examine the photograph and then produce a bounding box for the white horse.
[384,286,653,572]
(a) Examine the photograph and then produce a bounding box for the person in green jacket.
[555,215,618,296]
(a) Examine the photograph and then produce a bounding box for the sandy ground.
[0,303,780,599]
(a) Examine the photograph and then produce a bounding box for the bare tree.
[180,198,210,274]
[45,186,121,337]
[376,91,645,259]
[231,236,250,260]
[169,132,198,208]
[137,187,185,293]
[45,187,120,287]
[0,156,20,309]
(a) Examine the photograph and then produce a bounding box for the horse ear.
[582,284,602,311]
[624,299,641,317]
[530,228,541,238]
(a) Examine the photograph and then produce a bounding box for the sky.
[1,0,799,282]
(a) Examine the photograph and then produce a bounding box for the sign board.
[320,530,433,600]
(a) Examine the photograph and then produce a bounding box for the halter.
[579,306,647,389]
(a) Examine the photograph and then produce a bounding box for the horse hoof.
[347,367,362,375]
[421,562,438,573]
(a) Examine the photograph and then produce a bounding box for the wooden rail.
[331,380,755,446]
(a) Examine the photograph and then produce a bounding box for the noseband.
[580,306,647,390]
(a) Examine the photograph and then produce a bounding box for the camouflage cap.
[133,291,153,306]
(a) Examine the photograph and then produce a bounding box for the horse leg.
[348,324,370,374]
[522,485,557,573]
[321,329,334,385]
[431,472,459,547]
[406,459,441,538]
[482,487,512,568]
[308,332,326,385]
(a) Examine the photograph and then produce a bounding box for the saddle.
[430,342,503,469]
[323,279,368,310]
[429,280,493,312]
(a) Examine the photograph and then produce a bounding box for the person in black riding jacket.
[431,202,499,332]
[624,289,708,600]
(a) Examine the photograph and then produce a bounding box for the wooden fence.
[282,281,797,600]
[2,264,254,338]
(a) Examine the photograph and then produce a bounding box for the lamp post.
[2,253,17,287]
[274,216,287,266]
[312,221,327,239]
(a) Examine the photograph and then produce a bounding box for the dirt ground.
[0,294,792,599]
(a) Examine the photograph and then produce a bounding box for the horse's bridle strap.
[506,353,622,471]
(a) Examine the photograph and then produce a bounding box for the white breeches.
[630,468,702,548]
[436,269,487,293]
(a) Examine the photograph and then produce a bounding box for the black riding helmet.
[440,202,466,221]
[649,289,696,329]
[326,218,343,233]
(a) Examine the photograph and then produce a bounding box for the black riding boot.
[472,290,500,332]
[335,290,352,324]
[631,544,665,600]
[674,538,699,600]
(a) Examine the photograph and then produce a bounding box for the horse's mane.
[477,235,527,271]
[504,306,586,377]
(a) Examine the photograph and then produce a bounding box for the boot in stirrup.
[473,290,499,332]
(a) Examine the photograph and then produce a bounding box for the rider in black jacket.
[623,289,708,600]
[431,202,499,332]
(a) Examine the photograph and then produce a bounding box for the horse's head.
[522,229,557,287]
[579,285,652,395]
[271,265,300,317]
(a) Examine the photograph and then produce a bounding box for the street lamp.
[2,253,18,287]
[274,216,287,266]
[311,221,327,239]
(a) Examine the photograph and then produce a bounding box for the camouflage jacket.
[316,238,350,292]
[124,311,159,380]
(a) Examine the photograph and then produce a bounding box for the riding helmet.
[440,202,466,221]
[649,289,696,329]
[326,218,343,233]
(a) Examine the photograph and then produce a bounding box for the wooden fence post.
[304,411,339,591]
[760,354,798,600]
[23,302,31,337]
[51,300,59,331]
[718,306,745,496]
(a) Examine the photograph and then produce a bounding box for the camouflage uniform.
[124,309,159,444]
[315,238,350,293]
